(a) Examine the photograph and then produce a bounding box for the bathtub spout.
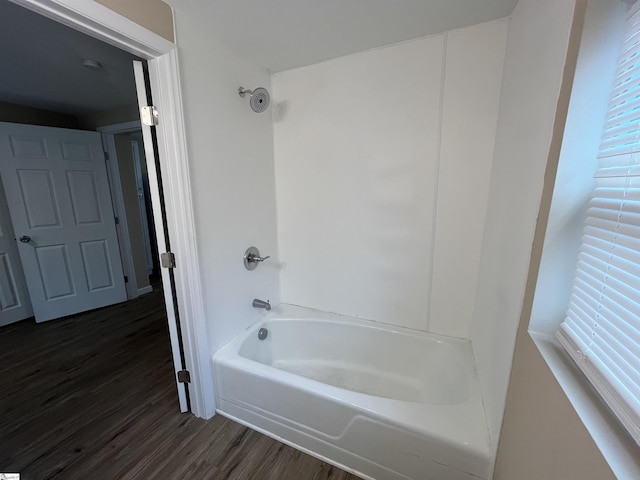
[252,298,271,310]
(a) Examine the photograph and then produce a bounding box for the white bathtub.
[212,305,491,480]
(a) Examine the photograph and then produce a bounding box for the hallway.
[0,287,358,479]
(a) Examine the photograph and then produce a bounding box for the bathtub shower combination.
[213,305,491,480]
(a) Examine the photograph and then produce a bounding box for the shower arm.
[238,87,253,97]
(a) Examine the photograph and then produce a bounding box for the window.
[557,2,640,446]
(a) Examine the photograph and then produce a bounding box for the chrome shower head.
[238,86,270,113]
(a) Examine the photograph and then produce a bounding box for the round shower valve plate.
[244,246,270,270]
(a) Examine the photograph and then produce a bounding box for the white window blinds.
[556,3,640,445]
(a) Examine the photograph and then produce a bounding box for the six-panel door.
[0,122,126,322]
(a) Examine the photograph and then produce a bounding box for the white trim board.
[138,285,153,296]
[99,125,140,301]
[148,49,215,418]
[99,120,154,302]
[12,0,214,418]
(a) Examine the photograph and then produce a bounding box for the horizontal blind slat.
[591,304,640,359]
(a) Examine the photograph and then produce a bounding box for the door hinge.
[114,216,119,225]
[177,370,191,384]
[140,105,159,126]
[124,276,129,284]
[160,252,176,269]
[104,151,109,160]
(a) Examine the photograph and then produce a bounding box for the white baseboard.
[137,285,153,296]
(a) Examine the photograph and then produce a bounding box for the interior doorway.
[99,121,160,301]
[6,0,213,419]
[0,0,193,413]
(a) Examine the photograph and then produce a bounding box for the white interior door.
[133,60,189,412]
[0,122,127,322]
[0,178,33,327]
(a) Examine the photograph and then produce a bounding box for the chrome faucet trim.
[244,246,270,270]
[252,298,271,310]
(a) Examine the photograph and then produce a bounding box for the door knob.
[19,235,31,243]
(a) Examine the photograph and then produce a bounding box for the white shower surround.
[166,0,580,472]
[272,18,508,339]
[213,305,491,480]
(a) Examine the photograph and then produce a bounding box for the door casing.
[9,0,214,419]
[99,120,145,301]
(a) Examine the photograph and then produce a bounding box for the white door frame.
[100,122,156,298]
[129,135,155,278]
[98,121,142,301]
[10,0,214,418]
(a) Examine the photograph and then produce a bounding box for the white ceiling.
[170,0,519,73]
[0,0,141,115]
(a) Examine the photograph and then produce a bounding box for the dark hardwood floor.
[0,286,360,480]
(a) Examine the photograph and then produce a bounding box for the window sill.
[529,331,640,479]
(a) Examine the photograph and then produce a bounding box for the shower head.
[238,86,270,113]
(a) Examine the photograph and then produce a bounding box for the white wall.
[167,3,280,352]
[469,0,578,446]
[429,20,508,337]
[273,19,507,337]
[273,36,442,332]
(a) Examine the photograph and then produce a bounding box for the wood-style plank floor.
[0,285,360,480]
